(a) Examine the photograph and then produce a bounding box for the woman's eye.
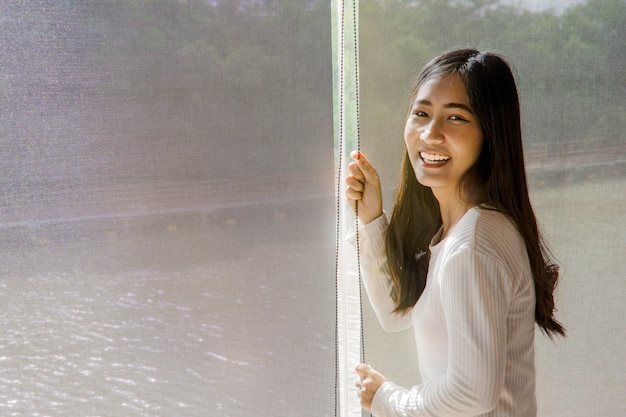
[449,115,467,122]
[413,111,427,117]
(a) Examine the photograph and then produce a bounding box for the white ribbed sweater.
[355,207,536,417]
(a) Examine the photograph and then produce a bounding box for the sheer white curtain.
[357,1,625,416]
[1,1,336,416]
[1,1,624,416]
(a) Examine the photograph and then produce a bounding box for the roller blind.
[1,1,624,417]
[357,1,625,417]
[1,1,336,416]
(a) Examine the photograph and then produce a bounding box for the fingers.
[345,151,383,223]
[345,176,364,200]
[350,151,379,185]
[345,150,379,199]
[355,363,371,377]
[345,158,367,206]
[355,363,375,411]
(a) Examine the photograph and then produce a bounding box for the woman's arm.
[346,151,411,332]
[371,249,512,416]
[352,214,413,332]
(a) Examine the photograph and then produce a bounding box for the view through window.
[1,1,624,416]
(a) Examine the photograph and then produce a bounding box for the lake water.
[1,199,338,417]
[1,179,624,417]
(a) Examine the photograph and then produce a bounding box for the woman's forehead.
[414,74,471,107]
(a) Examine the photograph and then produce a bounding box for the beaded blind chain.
[334,0,367,416]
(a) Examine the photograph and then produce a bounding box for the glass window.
[0,2,336,416]
[1,1,623,416]
[357,1,625,416]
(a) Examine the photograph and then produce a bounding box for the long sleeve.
[370,208,536,417]
[348,214,412,332]
[372,251,511,417]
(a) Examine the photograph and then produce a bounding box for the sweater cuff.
[371,380,401,417]
[346,212,388,247]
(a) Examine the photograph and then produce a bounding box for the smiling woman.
[2,1,624,416]
[346,49,564,416]
[405,74,483,200]
[349,2,625,416]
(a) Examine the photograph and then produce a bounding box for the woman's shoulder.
[475,205,518,233]
[438,207,531,292]
[450,206,525,258]
[472,206,527,260]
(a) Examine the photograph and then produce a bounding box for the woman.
[346,49,565,416]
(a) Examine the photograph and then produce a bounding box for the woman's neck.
[435,190,474,240]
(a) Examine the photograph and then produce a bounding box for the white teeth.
[420,151,450,162]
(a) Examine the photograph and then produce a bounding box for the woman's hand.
[355,363,388,411]
[346,151,383,224]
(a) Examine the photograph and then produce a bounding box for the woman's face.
[404,74,484,200]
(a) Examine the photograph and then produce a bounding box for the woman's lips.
[420,151,450,165]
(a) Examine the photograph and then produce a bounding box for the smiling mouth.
[420,151,450,164]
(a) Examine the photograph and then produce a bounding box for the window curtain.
[357,2,625,417]
[1,1,336,416]
[1,1,624,417]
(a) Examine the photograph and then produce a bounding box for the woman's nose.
[419,120,444,143]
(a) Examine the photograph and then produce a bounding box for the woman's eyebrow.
[444,102,474,114]
[415,99,474,114]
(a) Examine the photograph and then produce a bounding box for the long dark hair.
[386,49,565,337]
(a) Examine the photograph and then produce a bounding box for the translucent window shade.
[1,2,337,416]
[357,1,625,416]
[2,1,625,417]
